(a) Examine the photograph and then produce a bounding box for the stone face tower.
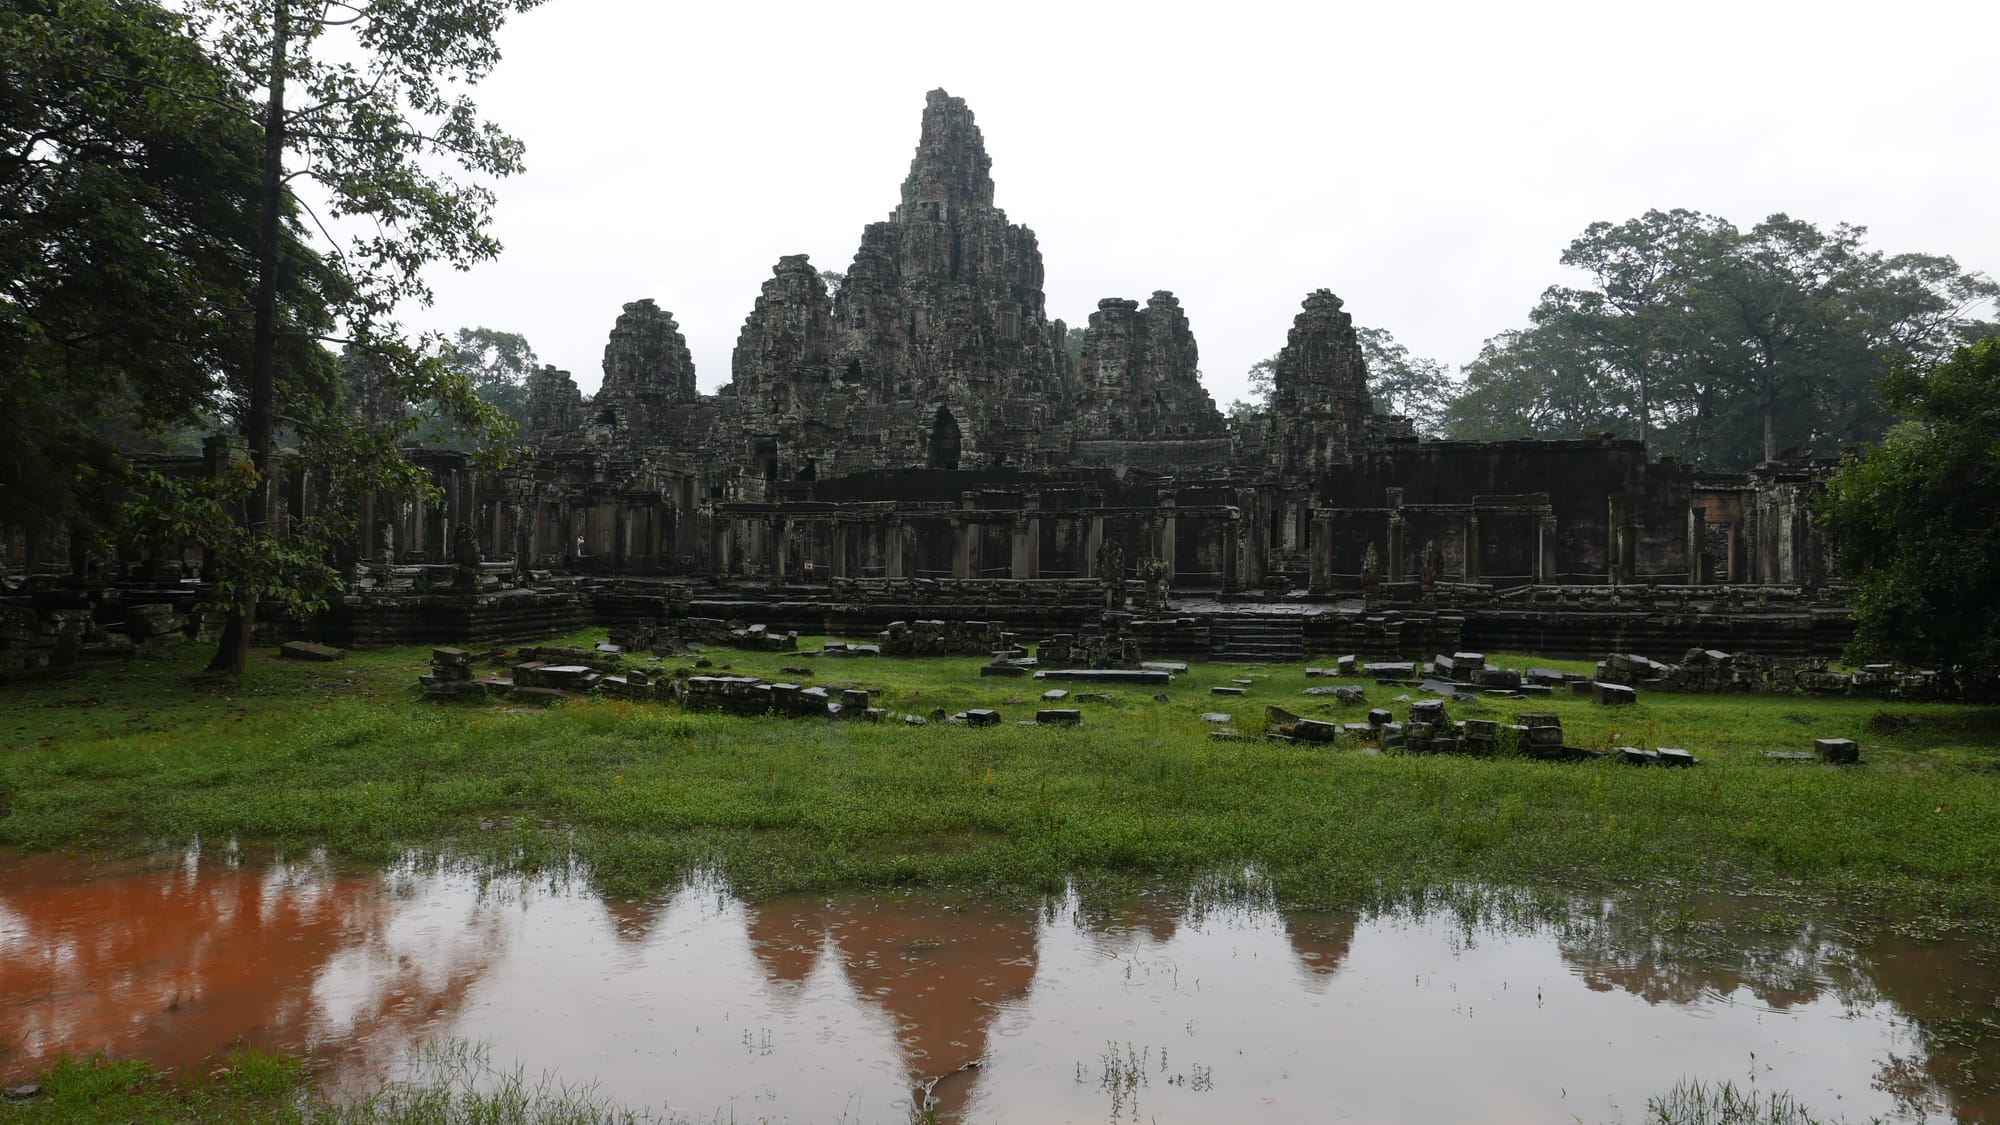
[588,298,697,444]
[1269,289,1377,474]
[1073,291,1224,440]
[830,89,1073,468]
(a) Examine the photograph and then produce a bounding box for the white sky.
[410,0,2000,406]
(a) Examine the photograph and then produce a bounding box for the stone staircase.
[1207,613,1305,663]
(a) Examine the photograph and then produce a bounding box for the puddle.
[2,848,1993,1123]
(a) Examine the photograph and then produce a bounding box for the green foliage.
[1356,327,1455,433]
[1443,209,1997,467]
[178,0,540,671]
[1821,337,2000,691]
[0,0,338,539]
[414,326,536,448]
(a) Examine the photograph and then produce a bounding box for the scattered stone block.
[1593,682,1637,706]
[1041,688,1069,701]
[1815,738,1860,764]
[1211,686,1246,696]
[1201,712,1233,723]
[1617,746,1660,766]
[1366,708,1392,726]
[280,640,344,661]
[1140,661,1188,673]
[1033,668,1171,685]
[1655,747,1698,767]
[966,708,1001,727]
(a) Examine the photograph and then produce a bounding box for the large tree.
[1356,327,1454,435]
[181,0,541,673]
[0,0,340,549]
[1819,337,2000,692]
[1442,210,1996,466]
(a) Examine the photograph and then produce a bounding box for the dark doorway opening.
[928,407,961,470]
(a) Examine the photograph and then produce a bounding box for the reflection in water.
[1,850,1993,1123]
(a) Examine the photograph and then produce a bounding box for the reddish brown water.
[3,848,1993,1123]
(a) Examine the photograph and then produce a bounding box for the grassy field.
[4,630,1998,928]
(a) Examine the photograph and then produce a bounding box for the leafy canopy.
[1819,336,2000,690]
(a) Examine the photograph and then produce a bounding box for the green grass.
[4,631,2000,924]
[4,1042,656,1123]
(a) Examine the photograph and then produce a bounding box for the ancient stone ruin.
[1,89,1855,677]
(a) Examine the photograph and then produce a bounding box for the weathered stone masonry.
[0,89,1843,664]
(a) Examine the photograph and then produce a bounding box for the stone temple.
[1,90,1844,667]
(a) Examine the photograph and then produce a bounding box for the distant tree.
[1446,209,1997,467]
[1356,328,1454,435]
[1245,354,1276,404]
[1819,337,2000,692]
[818,269,845,298]
[419,327,536,446]
[1065,324,1087,366]
[1443,326,1631,441]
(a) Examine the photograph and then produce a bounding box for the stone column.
[1687,506,1707,585]
[772,517,789,583]
[1536,514,1557,584]
[1462,514,1481,583]
[1158,493,1176,583]
[1387,514,1406,584]
[953,519,978,579]
[1239,489,1266,590]
[1083,516,1105,578]
[831,521,849,579]
[1222,512,1242,592]
[1606,496,1627,584]
[1308,511,1333,594]
[885,516,906,579]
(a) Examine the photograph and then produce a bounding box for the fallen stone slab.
[279,640,344,661]
[1655,747,1699,767]
[1032,668,1172,685]
[1364,661,1416,678]
[1617,746,1660,766]
[1593,682,1638,706]
[1211,686,1246,696]
[1292,718,1342,743]
[1201,712,1232,723]
[1140,661,1188,673]
[1041,689,1069,701]
[1815,738,1860,764]
[966,708,1001,727]
[1302,685,1365,703]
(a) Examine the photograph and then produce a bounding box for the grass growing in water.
[1644,1078,1888,1124]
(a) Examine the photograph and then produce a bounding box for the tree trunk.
[1762,386,1778,464]
[209,0,289,674]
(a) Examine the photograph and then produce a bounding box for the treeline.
[1244,209,1996,469]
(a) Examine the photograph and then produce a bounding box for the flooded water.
[3,848,1994,1123]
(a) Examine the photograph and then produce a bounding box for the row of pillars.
[722,498,1250,586]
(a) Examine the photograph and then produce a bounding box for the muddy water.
[2,849,1993,1123]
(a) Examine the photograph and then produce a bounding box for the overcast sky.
[409,0,2000,407]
